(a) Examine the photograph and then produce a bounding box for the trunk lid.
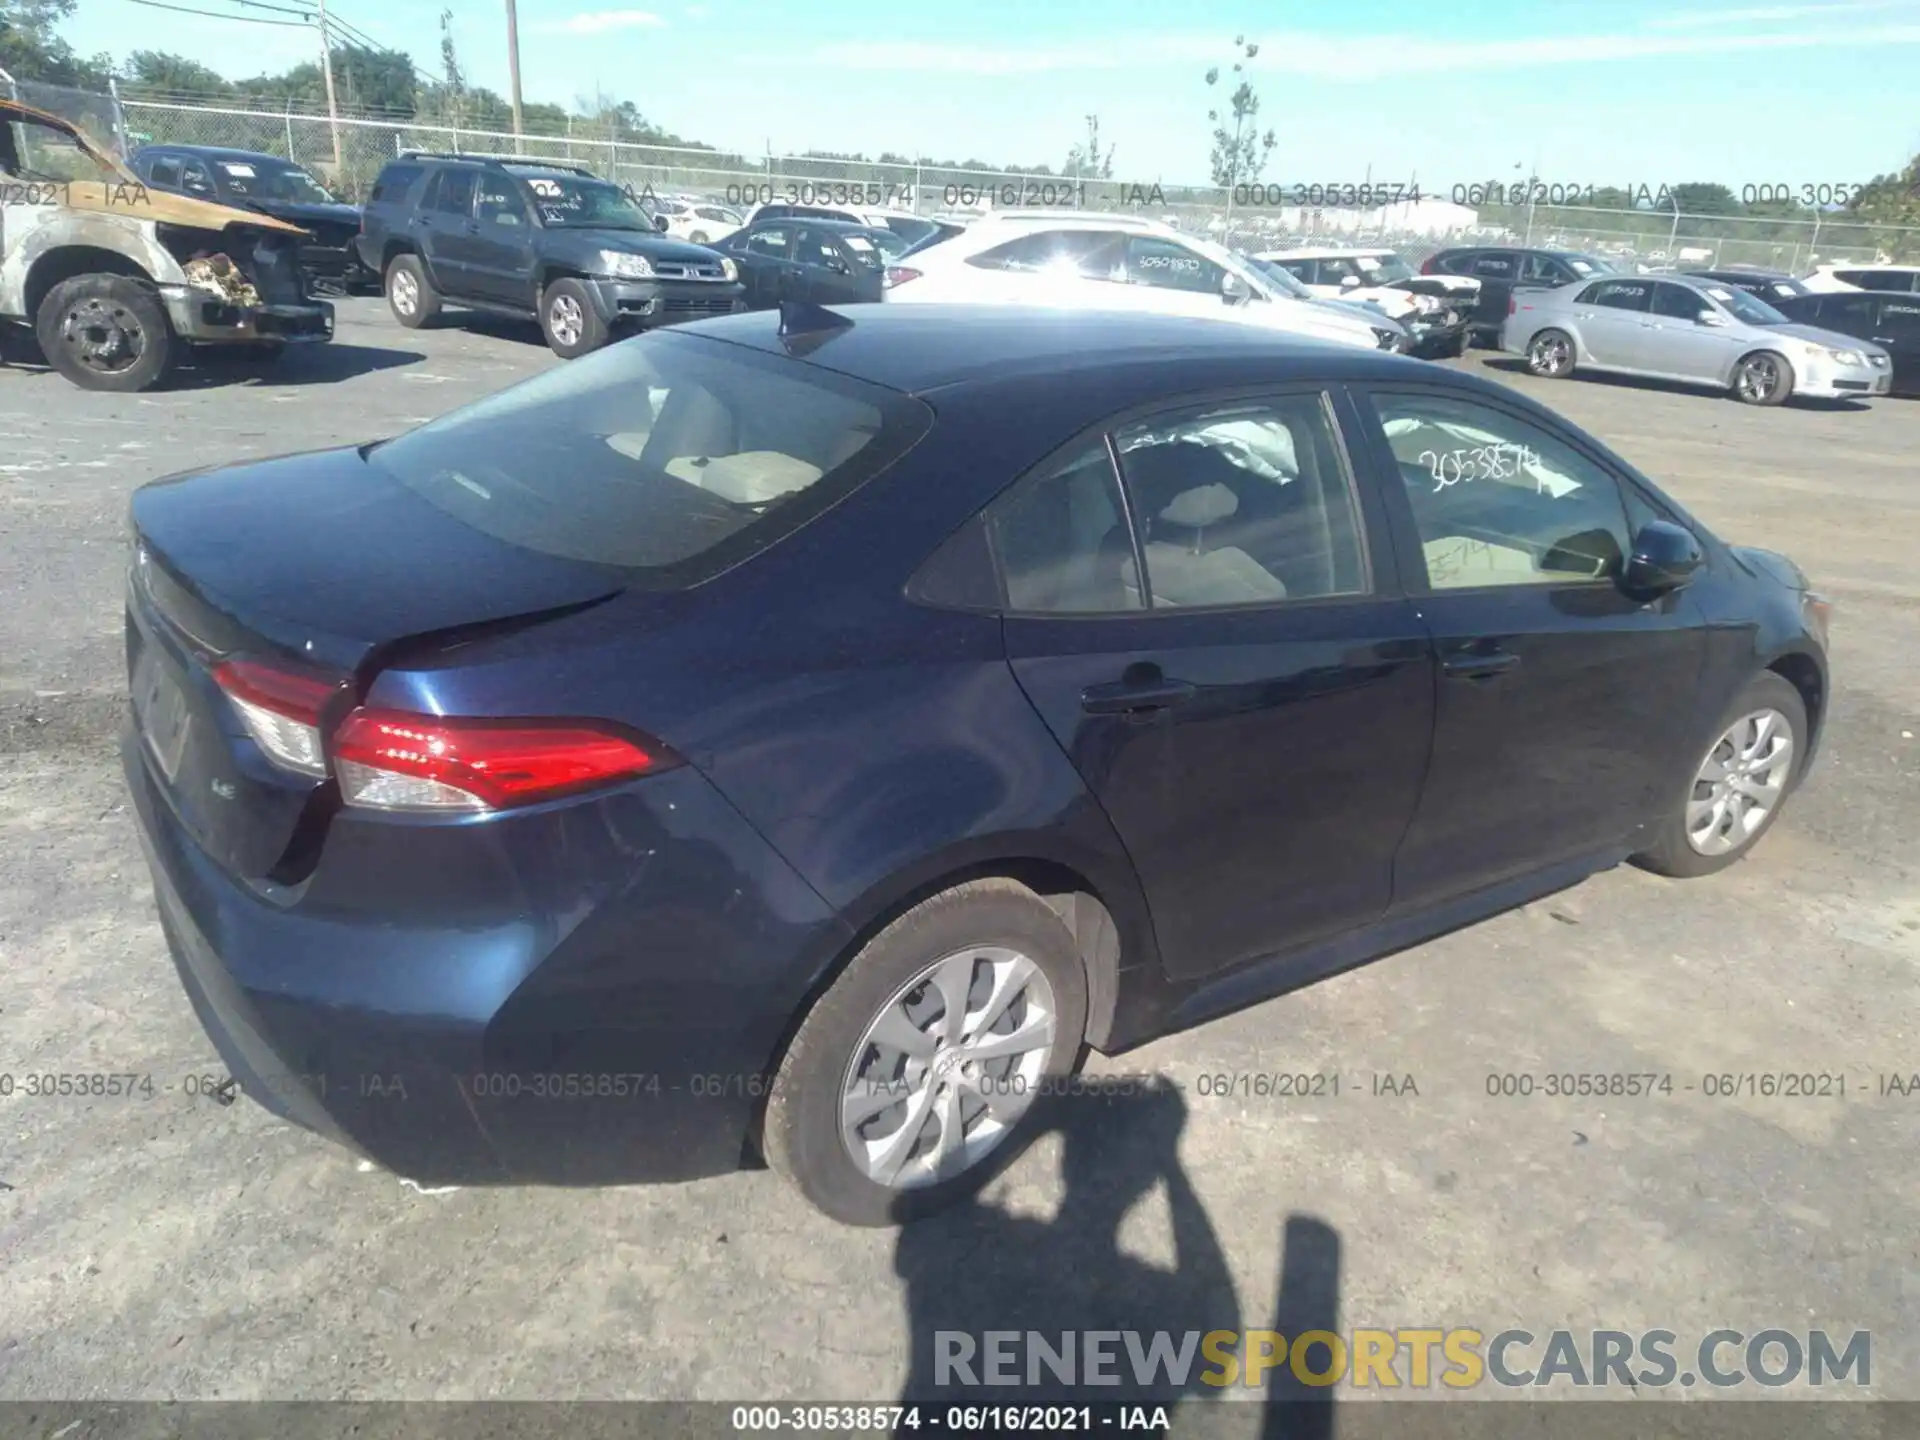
[127,446,628,879]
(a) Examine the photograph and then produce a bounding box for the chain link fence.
[117,97,1920,274]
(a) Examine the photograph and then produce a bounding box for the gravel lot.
[2,301,1916,1410]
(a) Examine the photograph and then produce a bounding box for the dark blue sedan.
[122,304,1831,1224]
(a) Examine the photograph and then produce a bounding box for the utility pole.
[313,0,343,171]
[504,0,525,140]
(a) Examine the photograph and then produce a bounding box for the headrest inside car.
[1159,484,1240,529]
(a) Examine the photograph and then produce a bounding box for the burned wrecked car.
[0,79,333,391]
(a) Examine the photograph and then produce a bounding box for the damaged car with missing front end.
[0,77,333,391]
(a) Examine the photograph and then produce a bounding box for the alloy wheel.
[1736,355,1780,402]
[549,294,585,348]
[1529,333,1571,376]
[839,945,1057,1190]
[1686,708,1794,856]
[391,269,418,316]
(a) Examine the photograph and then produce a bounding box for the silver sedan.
[1502,273,1893,405]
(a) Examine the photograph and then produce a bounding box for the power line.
[124,0,313,23]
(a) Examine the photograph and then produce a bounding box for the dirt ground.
[1,302,1915,1410]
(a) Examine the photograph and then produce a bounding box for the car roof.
[670,303,1442,396]
[1259,247,1398,259]
[751,217,876,233]
[136,143,297,164]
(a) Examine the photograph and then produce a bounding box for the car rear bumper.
[122,717,850,1187]
[1406,315,1470,356]
[586,277,747,328]
[162,291,335,345]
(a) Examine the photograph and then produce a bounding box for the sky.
[63,0,1920,189]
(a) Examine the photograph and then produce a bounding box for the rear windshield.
[368,331,929,583]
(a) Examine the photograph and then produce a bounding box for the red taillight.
[1420,256,1437,274]
[214,658,339,777]
[1508,295,1518,315]
[883,266,922,290]
[331,709,671,813]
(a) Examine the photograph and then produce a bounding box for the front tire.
[35,274,175,393]
[1632,672,1807,878]
[764,878,1089,1226]
[1526,327,1576,379]
[386,254,441,329]
[1732,350,1794,406]
[538,277,610,359]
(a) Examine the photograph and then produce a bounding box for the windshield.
[1354,253,1415,283]
[518,174,656,230]
[369,331,929,580]
[1702,286,1789,325]
[1246,257,1313,299]
[214,158,336,204]
[2,80,132,182]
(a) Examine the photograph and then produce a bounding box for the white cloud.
[537,9,668,35]
[802,21,1920,78]
[1648,0,1917,29]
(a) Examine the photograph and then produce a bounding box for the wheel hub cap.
[1686,707,1793,856]
[65,301,142,372]
[839,946,1058,1190]
[551,296,583,346]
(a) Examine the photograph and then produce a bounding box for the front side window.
[368,331,927,582]
[476,180,526,226]
[147,155,182,188]
[1112,395,1367,609]
[1371,392,1633,591]
[795,228,849,271]
[1124,235,1223,294]
[179,160,216,196]
[1651,284,1713,320]
[1520,254,1570,285]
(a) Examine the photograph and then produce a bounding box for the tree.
[1666,181,1740,216]
[1849,156,1920,228]
[1062,113,1113,180]
[123,50,232,100]
[1,0,114,88]
[1204,36,1275,190]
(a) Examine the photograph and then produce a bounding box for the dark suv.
[1422,246,1618,344]
[356,153,746,357]
[130,143,376,295]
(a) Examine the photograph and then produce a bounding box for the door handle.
[1442,650,1521,681]
[1080,677,1197,715]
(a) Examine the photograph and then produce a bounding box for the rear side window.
[1818,294,1878,330]
[967,229,1127,277]
[148,155,183,188]
[1588,280,1652,311]
[431,168,478,216]
[371,163,422,205]
[369,332,931,585]
[1879,299,1920,337]
[1470,253,1515,279]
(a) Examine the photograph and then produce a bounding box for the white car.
[1800,263,1920,295]
[882,213,1407,352]
[1258,248,1479,338]
[657,199,744,246]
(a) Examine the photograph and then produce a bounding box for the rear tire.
[35,274,175,393]
[1731,350,1794,405]
[1526,327,1576,379]
[386,254,441,329]
[764,878,1089,1226]
[539,277,610,359]
[1632,672,1808,879]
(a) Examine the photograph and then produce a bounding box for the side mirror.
[1697,311,1728,327]
[1340,274,1361,289]
[1221,271,1250,304]
[1623,520,1704,595]
[654,214,671,232]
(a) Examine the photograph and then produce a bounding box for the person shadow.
[893,1077,1343,1439]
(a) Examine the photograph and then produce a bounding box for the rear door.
[996,388,1435,980]
[1349,383,1707,911]
[791,226,862,303]
[1120,233,1230,318]
[1573,277,1654,368]
[415,166,481,296]
[730,224,796,307]
[1873,295,1920,393]
[1463,251,1518,330]
[467,174,536,304]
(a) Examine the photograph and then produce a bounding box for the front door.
[1352,384,1707,911]
[467,175,535,305]
[996,389,1435,981]
[1643,281,1747,383]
